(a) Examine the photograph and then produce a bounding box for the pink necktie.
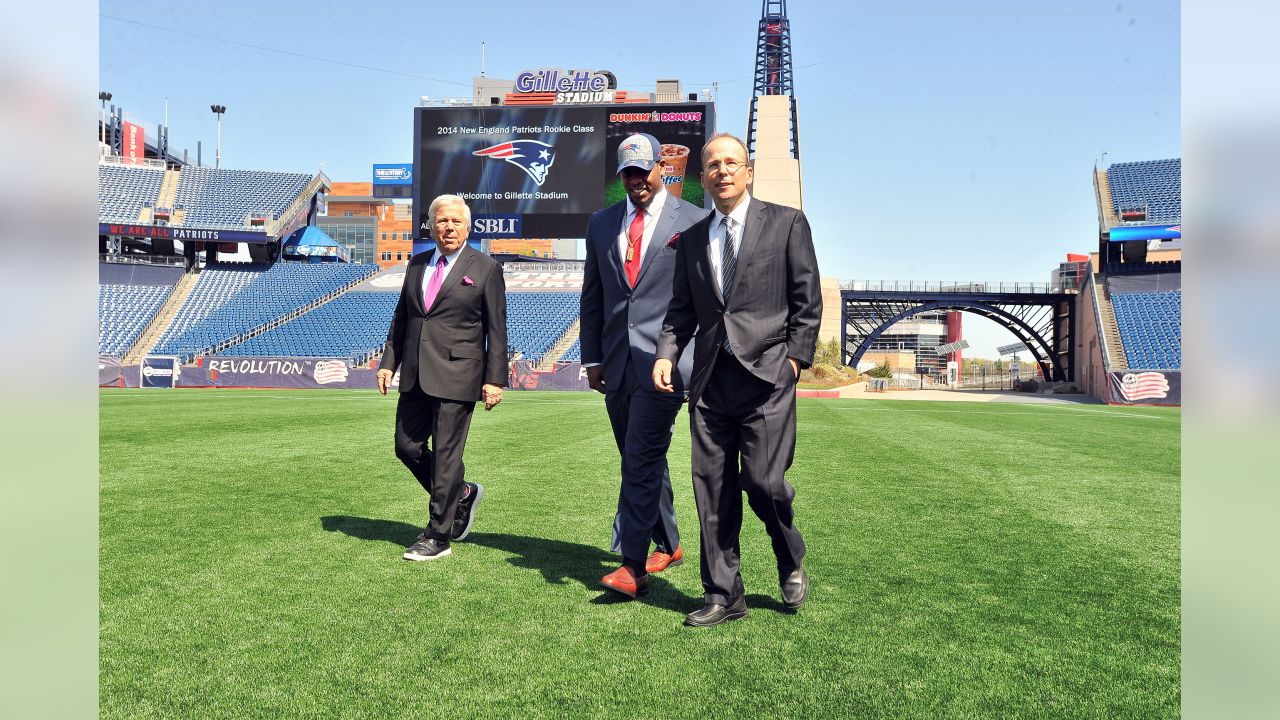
[423,255,447,311]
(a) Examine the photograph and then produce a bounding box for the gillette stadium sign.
[515,68,614,104]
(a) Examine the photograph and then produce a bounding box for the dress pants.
[689,353,805,605]
[604,368,683,565]
[394,386,476,540]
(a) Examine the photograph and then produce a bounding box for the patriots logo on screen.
[472,140,556,186]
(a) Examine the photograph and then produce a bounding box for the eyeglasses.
[704,159,746,175]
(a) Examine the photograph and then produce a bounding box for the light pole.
[210,105,226,168]
[99,91,112,152]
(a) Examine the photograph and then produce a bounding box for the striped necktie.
[720,216,738,301]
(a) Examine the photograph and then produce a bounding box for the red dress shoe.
[645,545,684,573]
[600,566,649,599]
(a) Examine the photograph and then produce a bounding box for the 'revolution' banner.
[200,357,375,389]
[414,103,713,241]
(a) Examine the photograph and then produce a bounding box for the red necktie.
[625,208,644,287]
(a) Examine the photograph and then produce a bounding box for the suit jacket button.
[629,323,637,328]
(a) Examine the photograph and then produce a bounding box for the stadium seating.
[560,339,582,363]
[1112,290,1181,369]
[227,291,399,365]
[98,164,164,222]
[174,166,312,228]
[226,289,585,367]
[153,261,378,362]
[99,283,173,356]
[506,292,579,363]
[1108,159,1181,225]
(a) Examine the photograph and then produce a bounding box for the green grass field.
[100,389,1180,719]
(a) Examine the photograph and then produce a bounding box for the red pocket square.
[461,275,474,286]
[666,232,681,249]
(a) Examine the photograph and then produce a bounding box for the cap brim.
[616,160,656,175]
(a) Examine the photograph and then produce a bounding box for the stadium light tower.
[745,0,804,209]
[211,104,227,168]
[747,0,797,159]
[99,91,112,150]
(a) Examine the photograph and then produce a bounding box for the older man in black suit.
[654,133,822,626]
[378,194,508,562]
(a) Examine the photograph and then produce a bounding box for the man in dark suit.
[654,133,822,626]
[377,194,508,562]
[580,133,709,598]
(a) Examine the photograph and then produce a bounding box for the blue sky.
[99,0,1179,357]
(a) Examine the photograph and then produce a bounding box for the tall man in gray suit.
[654,133,822,626]
[377,194,508,562]
[581,133,709,598]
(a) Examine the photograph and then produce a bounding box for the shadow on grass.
[320,516,700,615]
[321,515,420,547]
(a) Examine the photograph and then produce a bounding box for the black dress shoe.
[684,596,748,627]
[403,535,452,561]
[781,568,809,610]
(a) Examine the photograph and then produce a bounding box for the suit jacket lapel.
[725,199,766,303]
[605,203,629,289]
[411,256,430,316]
[426,246,475,315]
[634,198,679,288]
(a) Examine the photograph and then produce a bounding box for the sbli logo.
[471,215,521,237]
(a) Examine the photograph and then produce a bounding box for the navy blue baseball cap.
[616,133,662,174]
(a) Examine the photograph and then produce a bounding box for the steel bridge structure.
[841,281,1077,382]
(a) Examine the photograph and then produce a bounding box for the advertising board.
[123,121,145,165]
[140,355,180,388]
[414,103,713,240]
[373,163,414,199]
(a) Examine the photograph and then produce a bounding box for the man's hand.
[482,383,504,410]
[653,358,674,393]
[377,369,393,396]
[789,357,800,378]
[586,365,606,394]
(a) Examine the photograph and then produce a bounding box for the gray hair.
[427,194,471,237]
[701,132,750,163]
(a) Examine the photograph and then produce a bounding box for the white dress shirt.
[616,186,669,268]
[708,192,752,296]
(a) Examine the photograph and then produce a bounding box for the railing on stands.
[99,155,168,169]
[99,253,186,268]
[267,171,329,238]
[502,261,585,273]
[841,280,1068,294]
[1087,272,1113,374]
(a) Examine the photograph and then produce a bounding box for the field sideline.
[100,389,1180,718]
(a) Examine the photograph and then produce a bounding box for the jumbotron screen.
[413,103,714,240]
